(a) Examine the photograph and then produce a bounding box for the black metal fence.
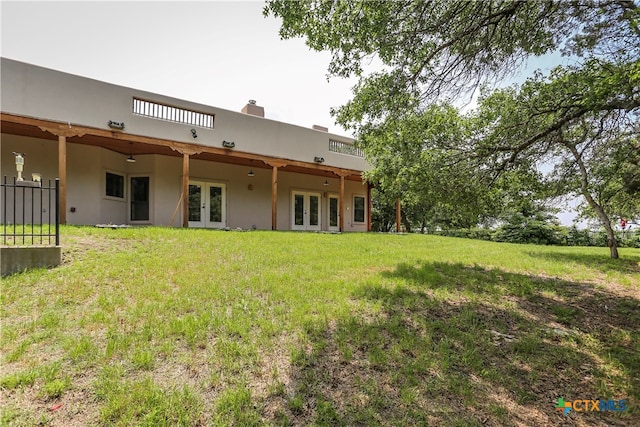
[1,176,59,246]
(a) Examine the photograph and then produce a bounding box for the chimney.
[241,99,264,117]
[312,125,328,132]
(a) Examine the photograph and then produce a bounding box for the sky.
[1,0,571,136]
[1,0,584,225]
[1,1,358,135]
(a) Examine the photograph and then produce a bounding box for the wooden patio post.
[264,160,288,231]
[37,124,86,225]
[271,166,278,230]
[58,135,67,224]
[182,153,190,228]
[169,145,203,228]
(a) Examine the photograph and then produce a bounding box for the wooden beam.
[265,159,289,169]
[32,122,85,226]
[58,135,67,224]
[271,166,278,230]
[339,175,345,232]
[396,198,401,232]
[39,123,86,138]
[182,153,189,228]
[2,114,364,179]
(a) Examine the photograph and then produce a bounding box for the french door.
[188,181,226,228]
[291,191,321,231]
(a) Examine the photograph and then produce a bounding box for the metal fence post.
[55,178,60,246]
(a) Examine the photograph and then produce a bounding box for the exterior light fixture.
[191,129,198,139]
[248,169,255,177]
[108,120,125,130]
[13,152,25,181]
[323,180,329,186]
[314,156,325,163]
[222,140,236,148]
[126,142,136,163]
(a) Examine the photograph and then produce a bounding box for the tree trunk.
[606,224,619,258]
[399,209,413,233]
[565,142,619,258]
[590,201,619,258]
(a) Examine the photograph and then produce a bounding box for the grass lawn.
[1,226,639,426]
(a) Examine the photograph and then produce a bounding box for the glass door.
[130,176,150,222]
[207,183,225,228]
[328,195,339,231]
[291,191,321,231]
[188,181,226,228]
[188,182,205,228]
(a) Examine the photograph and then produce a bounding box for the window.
[105,172,124,199]
[353,195,365,223]
[130,176,150,221]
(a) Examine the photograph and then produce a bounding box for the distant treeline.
[431,225,640,248]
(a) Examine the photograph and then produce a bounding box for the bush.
[436,228,494,241]
[493,220,565,245]
[567,227,596,246]
[436,225,639,248]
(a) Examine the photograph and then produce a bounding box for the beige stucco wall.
[2,136,368,231]
[1,58,370,172]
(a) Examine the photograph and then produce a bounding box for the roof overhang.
[1,112,363,181]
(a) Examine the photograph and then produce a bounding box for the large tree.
[572,126,640,228]
[472,61,639,257]
[359,102,549,232]
[266,0,640,257]
[360,103,496,230]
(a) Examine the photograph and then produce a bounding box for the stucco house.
[1,58,371,232]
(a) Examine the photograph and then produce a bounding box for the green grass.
[1,226,639,425]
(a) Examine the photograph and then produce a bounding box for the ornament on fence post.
[12,152,25,181]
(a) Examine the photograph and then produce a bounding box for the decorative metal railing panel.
[1,177,59,246]
[329,139,364,158]
[133,97,214,129]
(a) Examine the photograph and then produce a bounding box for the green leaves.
[267,0,640,253]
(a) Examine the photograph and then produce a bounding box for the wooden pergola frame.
[1,113,371,231]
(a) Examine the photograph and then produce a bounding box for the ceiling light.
[126,142,136,163]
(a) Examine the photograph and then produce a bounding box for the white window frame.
[104,170,126,202]
[353,194,366,224]
[291,190,322,231]
[188,180,227,229]
[129,174,153,224]
[327,194,340,231]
